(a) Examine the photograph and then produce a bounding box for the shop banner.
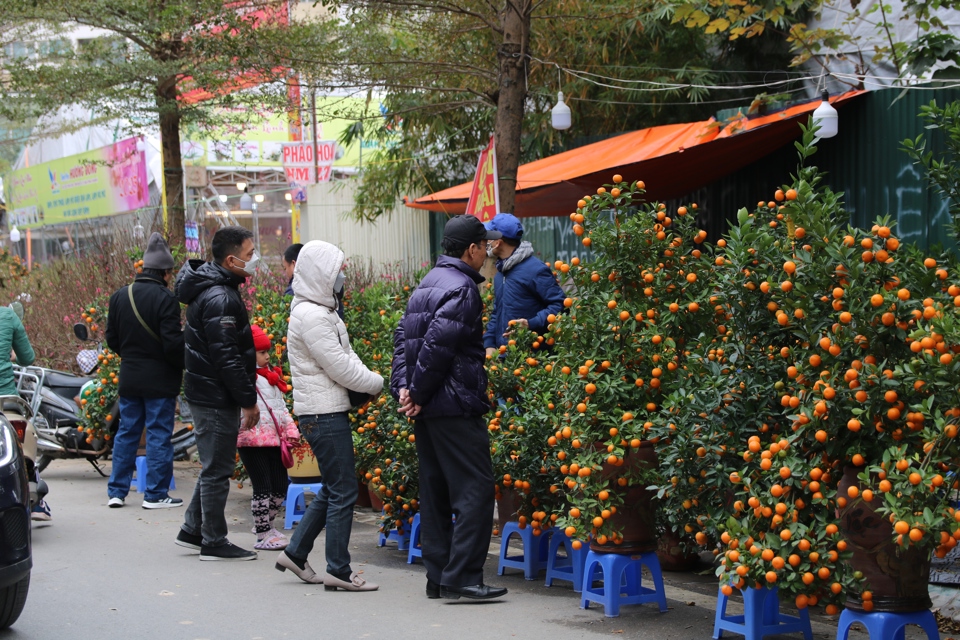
[5,137,149,230]
[282,141,335,201]
[465,136,499,223]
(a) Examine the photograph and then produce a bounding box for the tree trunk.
[494,2,530,214]
[157,91,185,249]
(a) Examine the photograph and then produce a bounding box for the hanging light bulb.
[254,193,265,203]
[551,91,571,131]
[812,91,838,139]
[284,193,292,202]
[218,194,228,203]
[236,181,247,192]
[9,226,20,244]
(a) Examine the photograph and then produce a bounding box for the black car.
[0,413,31,629]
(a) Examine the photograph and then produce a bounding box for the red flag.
[465,136,500,223]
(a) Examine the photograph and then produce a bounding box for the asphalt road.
[1,459,896,639]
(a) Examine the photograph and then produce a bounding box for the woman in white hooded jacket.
[274,240,384,592]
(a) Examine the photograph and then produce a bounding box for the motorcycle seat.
[45,370,92,391]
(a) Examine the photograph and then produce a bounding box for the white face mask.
[234,251,260,277]
[334,270,346,294]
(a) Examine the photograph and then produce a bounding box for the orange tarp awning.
[407,90,866,217]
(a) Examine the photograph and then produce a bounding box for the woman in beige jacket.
[274,240,383,591]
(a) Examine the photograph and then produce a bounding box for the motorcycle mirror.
[73,323,90,341]
[9,301,23,321]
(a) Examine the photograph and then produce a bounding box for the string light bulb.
[552,92,571,131]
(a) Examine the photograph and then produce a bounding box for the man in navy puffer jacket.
[391,215,508,602]
[482,214,565,356]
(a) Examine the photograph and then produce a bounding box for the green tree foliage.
[0,0,333,246]
[653,0,960,77]
[326,0,794,221]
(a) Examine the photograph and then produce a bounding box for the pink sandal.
[255,530,289,550]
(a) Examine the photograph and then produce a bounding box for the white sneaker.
[108,497,124,508]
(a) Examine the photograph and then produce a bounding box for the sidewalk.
[16,459,936,639]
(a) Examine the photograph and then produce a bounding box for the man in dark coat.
[391,215,507,601]
[105,232,184,510]
[482,214,566,356]
[174,226,260,562]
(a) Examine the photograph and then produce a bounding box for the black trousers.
[414,415,495,588]
[237,447,288,498]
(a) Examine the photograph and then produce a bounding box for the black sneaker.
[175,529,202,553]
[142,496,184,510]
[199,542,257,562]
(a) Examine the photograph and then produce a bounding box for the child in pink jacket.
[238,326,300,550]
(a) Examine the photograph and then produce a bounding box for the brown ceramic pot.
[837,466,932,612]
[590,441,659,554]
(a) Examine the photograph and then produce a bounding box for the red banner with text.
[465,136,500,223]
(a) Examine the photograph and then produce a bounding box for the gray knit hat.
[142,232,174,270]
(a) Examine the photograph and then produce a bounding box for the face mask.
[233,251,260,277]
[334,270,346,294]
[486,242,495,257]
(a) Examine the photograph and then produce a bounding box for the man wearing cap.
[105,232,185,509]
[483,213,566,357]
[391,214,508,601]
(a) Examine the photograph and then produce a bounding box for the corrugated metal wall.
[304,181,432,269]
[815,87,960,252]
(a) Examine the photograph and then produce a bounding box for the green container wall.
[815,87,960,253]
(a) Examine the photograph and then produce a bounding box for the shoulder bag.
[128,284,161,342]
[256,387,294,468]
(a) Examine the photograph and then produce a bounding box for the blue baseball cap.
[484,213,524,241]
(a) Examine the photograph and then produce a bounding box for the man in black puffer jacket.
[391,215,507,602]
[174,226,260,562]
[105,232,184,511]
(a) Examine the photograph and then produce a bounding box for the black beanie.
[142,232,174,270]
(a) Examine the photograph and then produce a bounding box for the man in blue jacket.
[482,214,565,357]
[391,215,508,602]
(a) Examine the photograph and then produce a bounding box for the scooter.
[70,323,197,464]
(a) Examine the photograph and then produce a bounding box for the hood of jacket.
[498,241,535,273]
[291,240,344,311]
[176,259,244,305]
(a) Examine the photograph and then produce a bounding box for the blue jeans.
[108,396,177,501]
[285,412,357,577]
[182,403,240,547]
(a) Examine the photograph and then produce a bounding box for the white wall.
[303,181,432,269]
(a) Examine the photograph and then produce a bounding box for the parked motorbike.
[14,323,196,475]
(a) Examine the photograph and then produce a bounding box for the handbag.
[348,389,375,409]
[256,388,294,469]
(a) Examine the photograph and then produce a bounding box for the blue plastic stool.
[407,513,422,564]
[378,525,411,550]
[580,550,668,617]
[544,531,588,592]
[713,583,812,640]
[132,456,175,493]
[497,522,553,580]
[283,481,323,529]
[837,608,939,640]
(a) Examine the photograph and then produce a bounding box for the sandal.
[255,530,288,550]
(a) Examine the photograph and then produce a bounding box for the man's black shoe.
[440,584,508,600]
[426,579,441,599]
[199,542,257,562]
[175,529,202,553]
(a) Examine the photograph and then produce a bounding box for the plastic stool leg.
[713,586,729,640]
[642,555,668,613]
[135,456,147,493]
